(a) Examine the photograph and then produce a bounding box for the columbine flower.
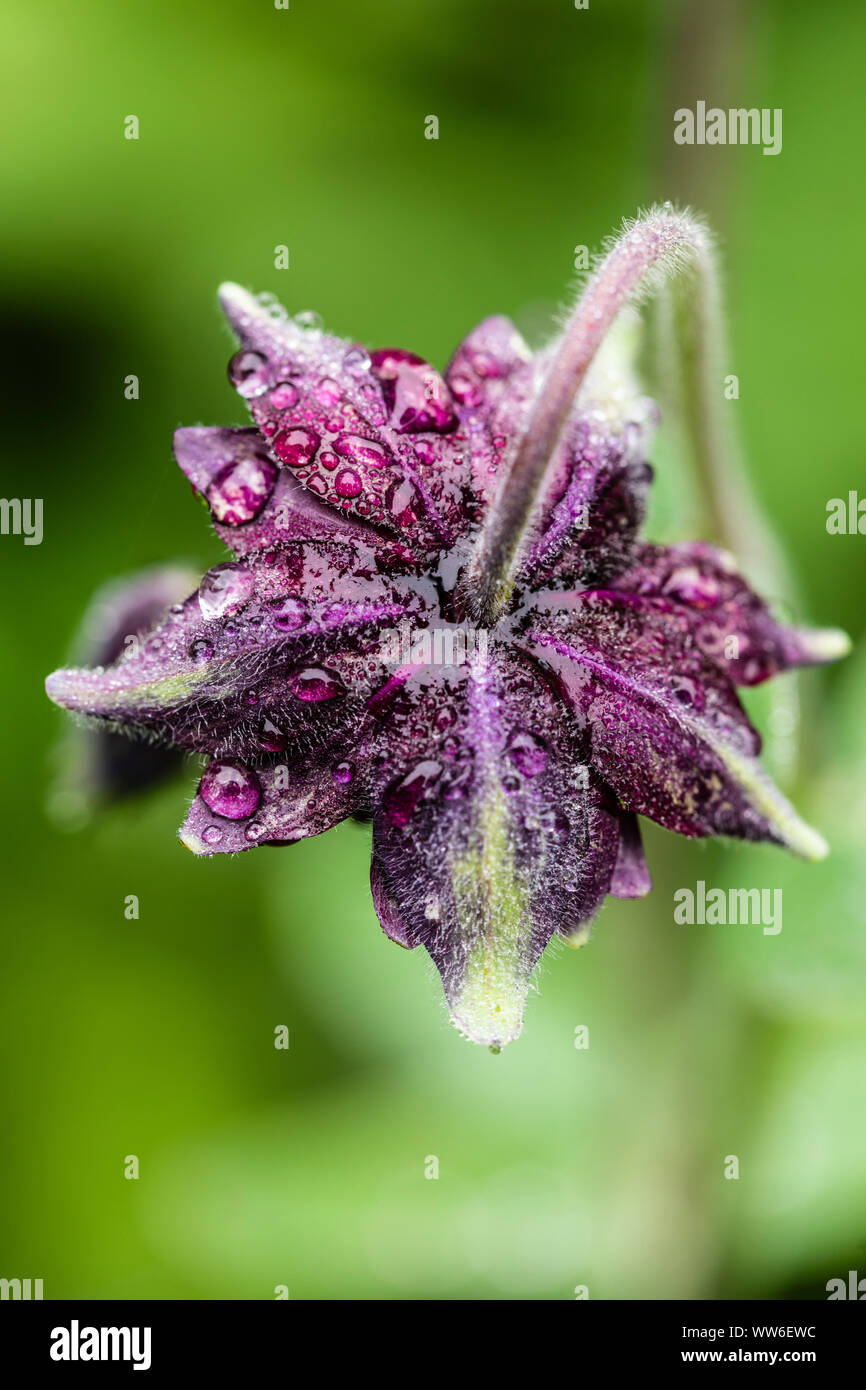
[46,208,849,1046]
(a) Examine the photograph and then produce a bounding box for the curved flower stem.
[461,205,716,626]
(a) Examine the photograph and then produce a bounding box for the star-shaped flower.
[46,208,849,1046]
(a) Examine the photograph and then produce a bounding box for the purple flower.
[46,208,849,1046]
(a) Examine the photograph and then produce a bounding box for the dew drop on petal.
[189,638,213,662]
[507,730,549,777]
[663,566,720,608]
[202,825,224,845]
[287,666,345,702]
[269,381,300,411]
[244,821,266,842]
[370,349,456,434]
[270,596,308,631]
[333,433,392,470]
[199,761,262,819]
[207,453,278,525]
[273,426,321,469]
[343,345,372,376]
[228,350,269,398]
[334,468,362,499]
[434,704,457,733]
[198,563,255,620]
[294,310,323,332]
[333,761,354,784]
[257,717,286,752]
[385,478,420,527]
[315,378,342,408]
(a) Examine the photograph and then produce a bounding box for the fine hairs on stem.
[461,205,724,625]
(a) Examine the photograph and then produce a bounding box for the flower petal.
[179,745,369,855]
[615,541,851,684]
[369,652,619,1046]
[217,283,472,554]
[609,811,652,898]
[46,550,437,758]
[444,315,535,507]
[370,855,420,949]
[174,426,429,567]
[519,589,828,859]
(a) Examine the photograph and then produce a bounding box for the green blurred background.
[2,0,865,1299]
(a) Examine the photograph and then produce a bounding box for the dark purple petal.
[174,426,424,566]
[180,745,370,855]
[609,812,652,898]
[524,423,652,590]
[217,284,474,553]
[46,550,437,759]
[518,589,827,859]
[615,541,851,684]
[444,315,534,509]
[445,315,533,418]
[368,653,619,1045]
[370,856,420,949]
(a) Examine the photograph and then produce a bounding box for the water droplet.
[273,426,320,468]
[343,345,371,376]
[448,372,483,408]
[257,717,286,752]
[294,309,323,332]
[663,566,720,608]
[244,821,266,842]
[207,452,277,525]
[315,377,341,408]
[287,666,345,702]
[202,824,223,845]
[507,730,549,777]
[189,638,213,662]
[270,596,308,631]
[669,676,704,709]
[542,810,570,838]
[269,381,299,411]
[385,478,420,527]
[198,563,255,620]
[333,761,354,784]
[319,451,338,470]
[228,350,269,398]
[199,761,262,819]
[370,348,456,434]
[382,760,442,827]
[334,468,362,499]
[333,433,392,470]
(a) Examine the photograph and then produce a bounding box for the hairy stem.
[460,206,717,625]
